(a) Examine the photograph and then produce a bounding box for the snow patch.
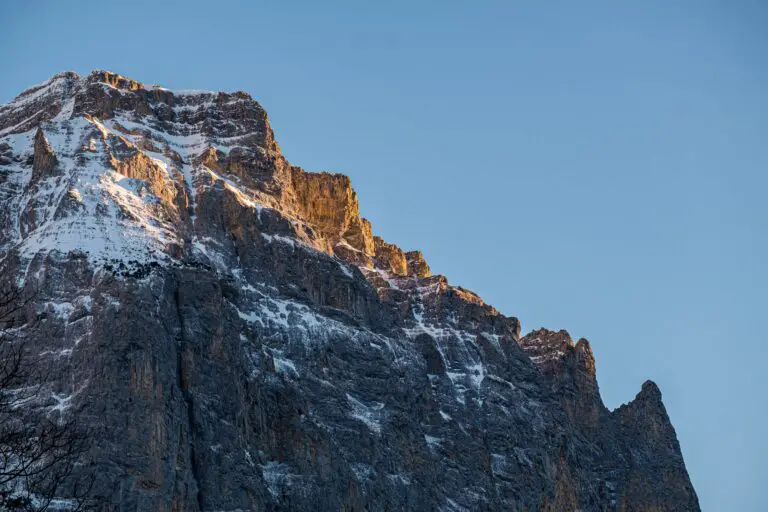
[346,393,384,434]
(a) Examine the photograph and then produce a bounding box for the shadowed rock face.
[0,71,699,511]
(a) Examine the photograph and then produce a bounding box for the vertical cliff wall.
[0,71,699,511]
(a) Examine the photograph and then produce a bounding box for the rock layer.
[0,71,699,511]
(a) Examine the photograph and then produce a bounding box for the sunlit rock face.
[0,71,699,511]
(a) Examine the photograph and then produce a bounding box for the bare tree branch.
[0,263,95,511]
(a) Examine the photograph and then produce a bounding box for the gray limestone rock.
[0,71,699,511]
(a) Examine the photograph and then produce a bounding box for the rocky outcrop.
[112,149,184,209]
[373,235,408,276]
[520,329,603,434]
[406,250,430,278]
[612,382,700,511]
[32,127,57,182]
[289,170,357,236]
[519,329,699,510]
[286,168,376,256]
[0,70,699,511]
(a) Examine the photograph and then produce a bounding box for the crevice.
[173,281,204,511]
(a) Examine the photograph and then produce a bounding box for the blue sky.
[2,1,766,509]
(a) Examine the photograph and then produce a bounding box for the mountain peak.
[87,69,145,91]
[639,379,663,401]
[0,70,698,510]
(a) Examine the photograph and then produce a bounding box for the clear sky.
[2,1,766,509]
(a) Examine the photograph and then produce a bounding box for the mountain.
[0,71,699,511]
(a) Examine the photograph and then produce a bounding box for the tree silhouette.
[0,267,93,511]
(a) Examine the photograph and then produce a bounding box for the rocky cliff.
[0,71,699,511]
